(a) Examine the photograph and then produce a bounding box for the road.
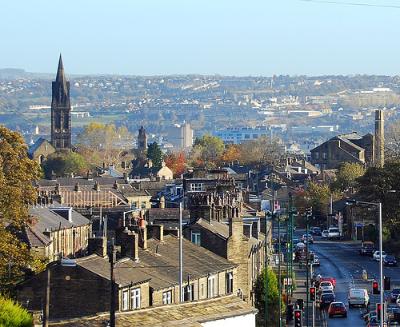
[306,235,400,326]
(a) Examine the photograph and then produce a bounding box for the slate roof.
[50,295,257,327]
[23,225,51,247]
[29,205,91,233]
[75,255,150,287]
[74,234,235,291]
[28,137,51,156]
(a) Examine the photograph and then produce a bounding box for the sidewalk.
[288,263,323,326]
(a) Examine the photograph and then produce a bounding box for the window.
[122,290,129,311]
[182,284,194,302]
[162,290,172,305]
[130,288,140,309]
[245,134,250,139]
[208,275,216,298]
[190,183,204,192]
[141,201,147,209]
[226,272,234,294]
[322,152,327,159]
[315,152,319,159]
[191,232,201,246]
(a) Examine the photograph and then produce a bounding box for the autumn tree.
[220,144,241,164]
[42,151,90,178]
[385,119,400,160]
[331,162,365,192]
[164,152,186,177]
[0,126,42,290]
[238,136,283,167]
[76,123,133,165]
[147,142,163,168]
[191,134,225,167]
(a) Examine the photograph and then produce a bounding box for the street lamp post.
[346,199,383,327]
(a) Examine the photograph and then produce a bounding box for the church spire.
[56,54,64,80]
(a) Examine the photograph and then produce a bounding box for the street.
[307,236,400,326]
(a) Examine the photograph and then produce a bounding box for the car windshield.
[350,290,364,297]
[332,303,344,308]
[386,255,395,260]
[322,294,334,300]
[329,228,339,232]
[392,289,400,294]
[320,282,331,287]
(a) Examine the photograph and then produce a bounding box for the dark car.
[384,255,397,266]
[311,227,322,236]
[319,293,335,309]
[359,241,375,256]
[390,289,400,303]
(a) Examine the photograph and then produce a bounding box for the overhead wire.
[298,0,400,8]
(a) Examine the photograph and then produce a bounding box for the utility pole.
[110,239,116,327]
[305,207,312,327]
[179,201,183,303]
[289,193,294,297]
[278,211,282,327]
[43,267,50,327]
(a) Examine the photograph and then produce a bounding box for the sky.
[1,0,400,76]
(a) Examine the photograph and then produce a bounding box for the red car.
[320,277,336,288]
[328,302,347,318]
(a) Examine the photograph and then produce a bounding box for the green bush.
[0,297,32,327]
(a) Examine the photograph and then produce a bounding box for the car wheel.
[329,314,332,318]
[348,303,352,308]
[343,313,347,318]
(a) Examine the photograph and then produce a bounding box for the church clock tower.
[51,54,72,150]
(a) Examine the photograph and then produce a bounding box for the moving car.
[373,250,387,261]
[347,288,369,307]
[384,255,397,266]
[322,230,329,238]
[328,227,340,239]
[319,281,334,293]
[320,277,336,288]
[302,233,314,244]
[359,241,375,256]
[311,227,322,236]
[390,289,400,303]
[328,301,347,318]
[319,293,335,309]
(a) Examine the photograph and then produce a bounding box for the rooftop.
[50,295,257,327]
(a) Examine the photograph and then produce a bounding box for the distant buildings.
[310,109,385,169]
[214,126,279,144]
[165,122,193,149]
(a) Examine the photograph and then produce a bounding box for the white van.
[348,288,369,307]
[328,227,340,239]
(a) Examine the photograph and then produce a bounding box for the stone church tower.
[137,126,147,154]
[374,109,384,167]
[51,54,71,150]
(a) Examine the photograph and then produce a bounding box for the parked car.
[302,233,314,244]
[328,301,347,318]
[322,230,329,238]
[359,241,375,256]
[328,227,340,239]
[319,293,335,309]
[390,289,400,303]
[348,288,369,307]
[373,250,387,261]
[319,281,334,293]
[384,255,397,266]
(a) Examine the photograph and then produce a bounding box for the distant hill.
[0,68,52,79]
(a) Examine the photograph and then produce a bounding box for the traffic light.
[376,303,385,321]
[294,309,302,327]
[310,287,316,301]
[384,276,391,290]
[372,280,379,294]
[287,304,294,321]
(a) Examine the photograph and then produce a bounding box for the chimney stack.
[88,237,107,257]
[159,196,165,209]
[375,109,385,168]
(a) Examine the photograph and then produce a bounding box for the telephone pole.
[43,267,50,327]
[110,239,116,327]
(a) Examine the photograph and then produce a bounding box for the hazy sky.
[1,0,400,76]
